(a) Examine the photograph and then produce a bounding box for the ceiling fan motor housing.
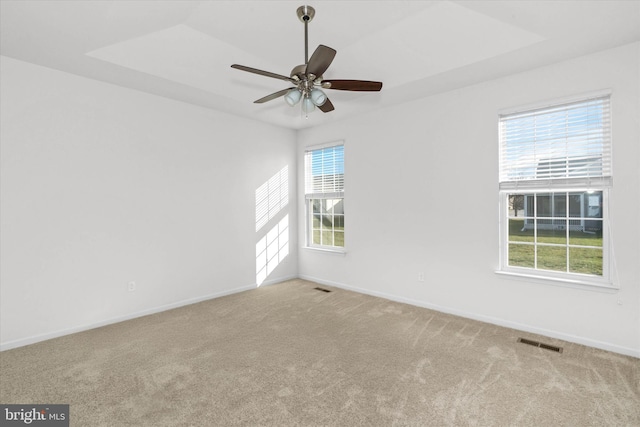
[290,64,307,80]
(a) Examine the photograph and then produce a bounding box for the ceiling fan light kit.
[284,88,302,106]
[310,88,327,106]
[302,96,316,114]
[231,5,383,118]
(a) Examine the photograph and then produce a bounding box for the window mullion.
[565,192,570,273]
[533,193,538,270]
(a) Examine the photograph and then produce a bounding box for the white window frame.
[498,188,611,288]
[497,92,614,288]
[304,141,345,252]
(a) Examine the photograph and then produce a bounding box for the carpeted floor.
[1,279,639,426]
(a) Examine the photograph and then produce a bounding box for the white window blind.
[304,144,344,198]
[499,96,611,187]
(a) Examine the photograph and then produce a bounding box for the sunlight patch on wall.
[256,215,289,286]
[256,165,288,232]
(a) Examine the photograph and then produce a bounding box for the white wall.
[297,42,640,357]
[2,43,638,357]
[0,56,298,349]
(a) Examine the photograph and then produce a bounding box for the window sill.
[303,246,347,256]
[495,269,618,292]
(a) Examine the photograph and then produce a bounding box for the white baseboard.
[259,274,298,288]
[1,274,304,352]
[4,274,637,359]
[0,283,257,352]
[299,274,639,359]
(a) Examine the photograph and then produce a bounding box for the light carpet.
[1,279,639,426]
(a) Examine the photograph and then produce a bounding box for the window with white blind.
[498,94,613,286]
[304,143,345,249]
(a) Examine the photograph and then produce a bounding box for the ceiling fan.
[231,5,383,116]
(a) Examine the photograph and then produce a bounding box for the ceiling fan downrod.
[297,5,315,65]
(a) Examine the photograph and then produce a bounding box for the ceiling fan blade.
[231,64,293,82]
[319,98,334,113]
[306,45,336,77]
[254,88,294,104]
[323,80,383,91]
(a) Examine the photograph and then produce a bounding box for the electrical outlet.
[417,272,425,282]
[128,281,136,292]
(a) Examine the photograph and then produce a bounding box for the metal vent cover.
[518,337,563,353]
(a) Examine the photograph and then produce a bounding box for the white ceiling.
[2,1,639,130]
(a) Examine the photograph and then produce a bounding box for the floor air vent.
[314,287,332,293]
[518,337,563,353]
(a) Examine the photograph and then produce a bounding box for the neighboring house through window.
[304,142,345,250]
[498,94,613,286]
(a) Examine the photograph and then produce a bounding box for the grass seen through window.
[508,219,602,275]
[311,198,344,247]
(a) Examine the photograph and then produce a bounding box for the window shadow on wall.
[255,166,289,286]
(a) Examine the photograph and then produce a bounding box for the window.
[498,94,612,286]
[304,143,345,249]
